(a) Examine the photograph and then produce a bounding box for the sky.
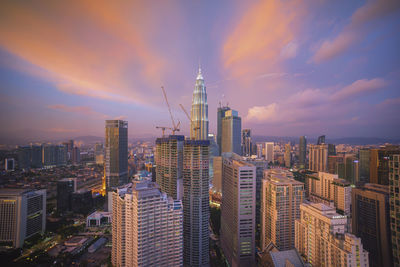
[0,0,399,142]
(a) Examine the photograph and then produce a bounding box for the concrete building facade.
[221,154,256,266]
[261,169,304,251]
[111,181,183,267]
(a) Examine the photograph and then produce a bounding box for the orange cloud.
[47,104,109,118]
[0,1,175,105]
[222,0,306,78]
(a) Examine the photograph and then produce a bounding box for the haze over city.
[1,0,399,143]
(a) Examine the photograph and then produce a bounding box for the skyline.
[1,0,400,142]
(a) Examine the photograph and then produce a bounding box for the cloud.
[246,103,278,122]
[47,104,108,118]
[0,1,179,106]
[330,78,386,101]
[312,0,400,63]
[222,0,307,78]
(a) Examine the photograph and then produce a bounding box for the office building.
[308,144,328,172]
[72,146,80,164]
[217,106,231,155]
[5,158,14,171]
[295,202,369,267]
[389,154,400,266]
[327,154,345,176]
[57,178,77,213]
[221,109,242,155]
[221,154,256,266]
[242,129,252,156]
[42,144,67,167]
[155,135,184,200]
[284,143,291,168]
[105,120,128,190]
[0,189,46,248]
[190,67,208,140]
[317,135,325,145]
[183,140,209,267]
[306,172,352,215]
[243,158,268,245]
[352,183,392,267]
[261,169,304,251]
[299,136,307,169]
[212,156,222,193]
[359,149,370,183]
[265,142,274,163]
[111,181,183,267]
[370,146,400,185]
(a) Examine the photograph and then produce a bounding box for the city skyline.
[1,0,400,142]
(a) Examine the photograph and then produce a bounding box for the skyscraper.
[261,169,304,251]
[299,136,306,169]
[242,129,252,156]
[183,139,209,267]
[265,142,274,163]
[0,189,46,248]
[308,144,328,172]
[389,154,400,266]
[352,183,392,267]
[370,146,400,185]
[284,142,291,168]
[190,67,208,140]
[155,135,184,200]
[295,202,369,267]
[105,120,128,190]
[57,178,77,213]
[221,154,256,266]
[111,181,183,267]
[359,149,370,183]
[221,109,242,155]
[217,106,231,155]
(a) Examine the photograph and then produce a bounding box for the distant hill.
[252,136,400,145]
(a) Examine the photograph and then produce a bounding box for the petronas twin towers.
[190,67,209,140]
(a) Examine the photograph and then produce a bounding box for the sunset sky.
[0,0,399,142]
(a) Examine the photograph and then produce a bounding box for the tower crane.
[179,104,199,139]
[156,86,180,136]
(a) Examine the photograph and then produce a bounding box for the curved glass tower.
[190,67,209,140]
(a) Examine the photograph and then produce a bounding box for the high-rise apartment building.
[308,144,328,172]
[190,68,208,140]
[389,154,400,266]
[299,136,307,169]
[284,143,291,168]
[221,109,241,155]
[111,181,183,267]
[42,144,67,167]
[217,106,231,155]
[183,140,209,267]
[105,120,128,190]
[261,169,304,251]
[155,135,184,200]
[221,154,256,266]
[359,149,370,183]
[352,183,392,267]
[370,146,400,185]
[306,172,352,215]
[295,202,369,267]
[212,156,222,193]
[0,189,46,248]
[242,129,252,156]
[265,142,274,163]
[327,154,345,175]
[57,178,77,213]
